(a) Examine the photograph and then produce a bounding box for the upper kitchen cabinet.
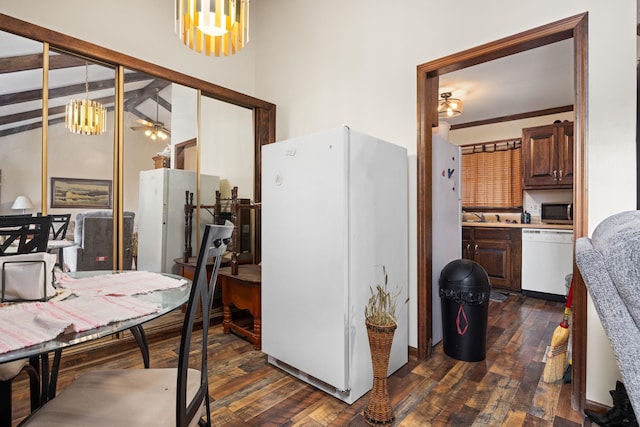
[522,121,573,189]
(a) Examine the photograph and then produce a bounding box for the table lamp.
[11,195,33,214]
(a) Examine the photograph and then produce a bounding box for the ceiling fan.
[130,89,170,141]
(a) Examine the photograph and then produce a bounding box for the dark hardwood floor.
[10,294,587,426]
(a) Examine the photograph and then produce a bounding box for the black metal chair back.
[0,216,51,255]
[177,222,232,426]
[47,214,71,240]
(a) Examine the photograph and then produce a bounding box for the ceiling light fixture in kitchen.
[175,0,250,57]
[438,92,463,118]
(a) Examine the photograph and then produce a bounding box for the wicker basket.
[363,321,397,426]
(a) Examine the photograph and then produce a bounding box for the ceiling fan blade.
[135,118,154,127]
[130,126,149,131]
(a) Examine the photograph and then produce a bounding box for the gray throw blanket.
[575,210,640,418]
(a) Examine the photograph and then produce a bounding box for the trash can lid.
[439,259,490,290]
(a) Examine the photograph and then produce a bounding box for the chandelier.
[65,63,107,135]
[438,92,463,119]
[175,0,250,57]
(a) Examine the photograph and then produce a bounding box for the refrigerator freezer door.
[262,126,409,404]
[431,134,462,344]
[137,169,170,273]
[262,127,349,391]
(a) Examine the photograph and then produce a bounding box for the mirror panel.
[127,73,200,274]
[46,50,116,271]
[200,95,255,199]
[0,31,44,215]
[47,50,116,213]
[200,95,255,260]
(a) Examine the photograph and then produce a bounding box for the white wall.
[4,0,637,408]
[251,0,637,407]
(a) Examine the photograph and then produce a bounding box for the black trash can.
[439,259,491,362]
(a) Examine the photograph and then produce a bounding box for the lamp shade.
[11,195,33,212]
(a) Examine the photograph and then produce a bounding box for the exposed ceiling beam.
[0,72,152,107]
[0,53,88,74]
[449,105,574,130]
[123,79,172,112]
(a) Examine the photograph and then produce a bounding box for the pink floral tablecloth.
[0,271,187,355]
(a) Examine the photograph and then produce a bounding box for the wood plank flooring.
[10,294,587,426]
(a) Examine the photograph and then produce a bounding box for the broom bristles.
[542,324,570,383]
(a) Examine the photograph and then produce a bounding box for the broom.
[542,280,574,383]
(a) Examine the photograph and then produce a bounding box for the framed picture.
[51,177,112,209]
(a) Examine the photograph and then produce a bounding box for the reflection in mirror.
[200,95,255,261]
[47,49,116,272]
[0,31,43,215]
[128,74,201,275]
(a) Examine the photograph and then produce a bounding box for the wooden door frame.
[175,138,197,170]
[416,13,588,411]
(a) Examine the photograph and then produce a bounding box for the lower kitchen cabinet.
[462,227,522,291]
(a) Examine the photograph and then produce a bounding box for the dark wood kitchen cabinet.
[462,227,522,291]
[522,121,573,189]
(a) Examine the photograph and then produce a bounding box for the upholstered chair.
[63,211,135,272]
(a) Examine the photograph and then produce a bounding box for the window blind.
[461,140,522,209]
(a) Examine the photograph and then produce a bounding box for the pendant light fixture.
[175,0,250,57]
[65,63,107,135]
[438,92,463,119]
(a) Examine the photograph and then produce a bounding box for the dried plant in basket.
[364,265,402,327]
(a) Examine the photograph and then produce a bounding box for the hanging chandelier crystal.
[65,63,107,135]
[175,0,250,57]
[438,92,463,119]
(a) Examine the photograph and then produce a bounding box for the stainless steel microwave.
[541,202,573,224]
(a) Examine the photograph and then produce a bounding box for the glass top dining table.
[0,270,191,364]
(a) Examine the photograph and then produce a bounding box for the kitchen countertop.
[462,221,573,230]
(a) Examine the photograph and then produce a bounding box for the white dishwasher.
[521,228,573,300]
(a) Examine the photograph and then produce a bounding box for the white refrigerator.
[261,125,409,404]
[431,133,462,344]
[137,168,219,274]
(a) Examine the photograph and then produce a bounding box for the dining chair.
[37,213,71,271]
[0,215,52,426]
[36,213,71,241]
[0,215,50,255]
[19,222,233,427]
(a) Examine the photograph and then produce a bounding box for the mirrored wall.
[0,31,44,215]
[0,14,275,273]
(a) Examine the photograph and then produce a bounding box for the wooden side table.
[175,257,213,282]
[218,264,261,350]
